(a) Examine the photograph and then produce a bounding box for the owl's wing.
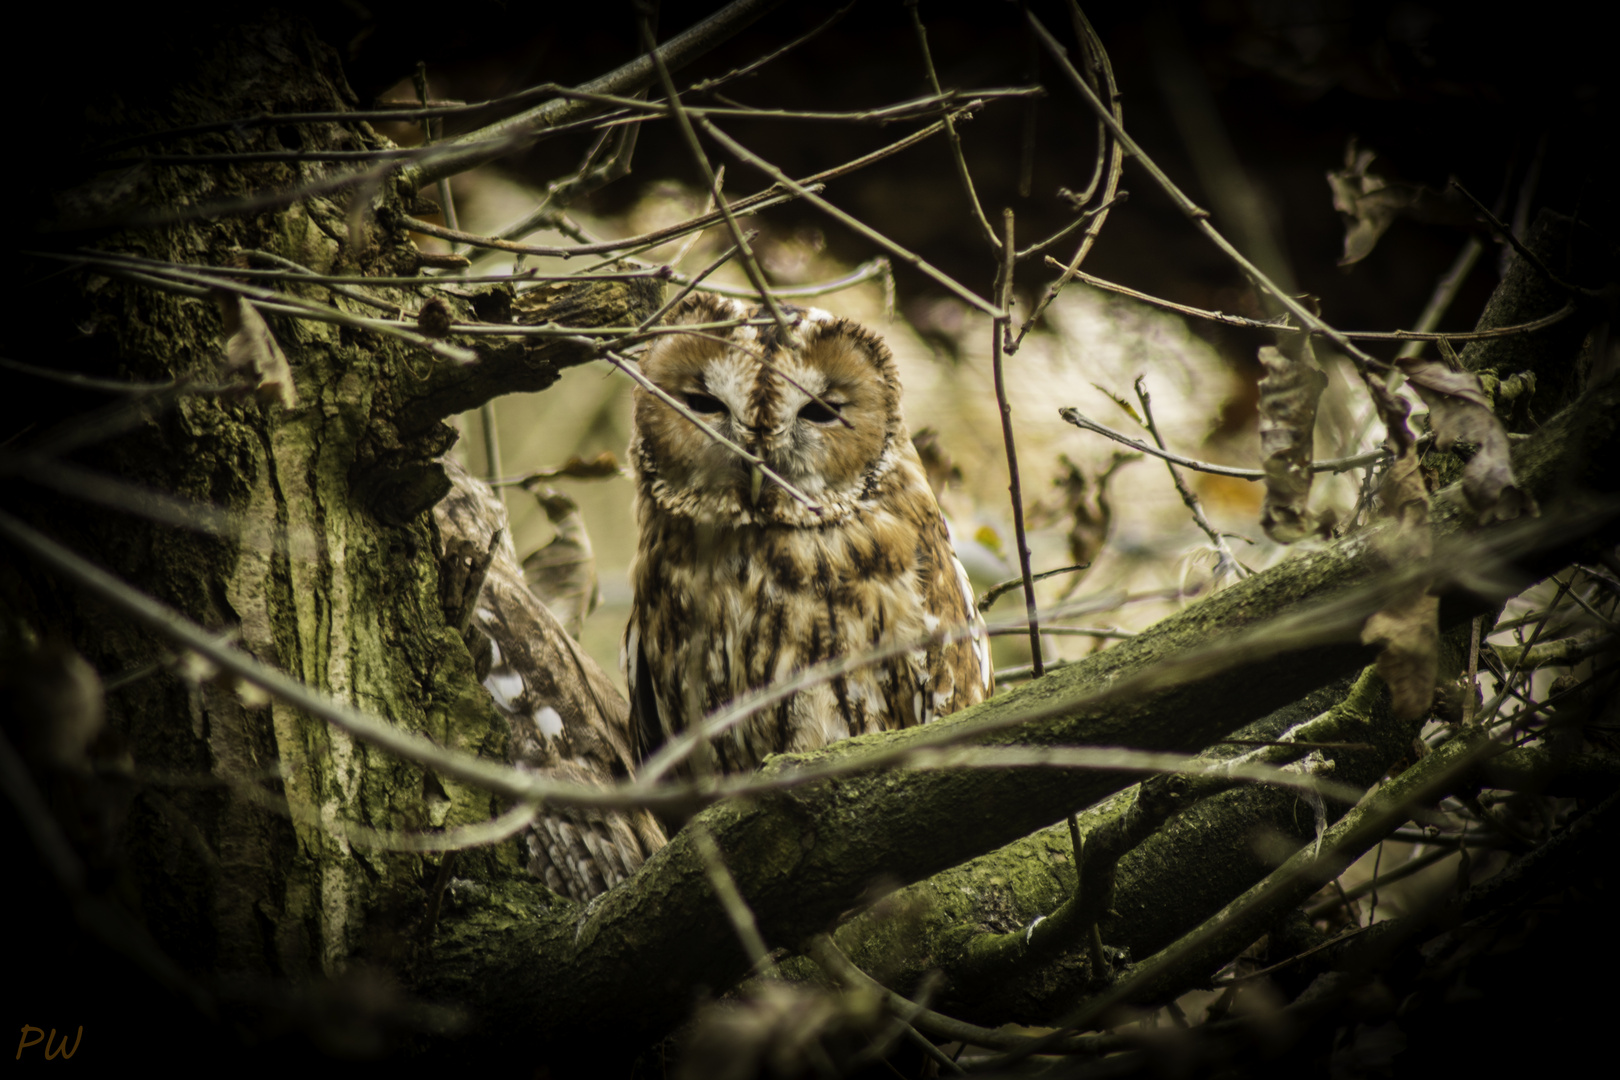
[435,458,665,902]
[622,615,668,768]
[953,551,994,696]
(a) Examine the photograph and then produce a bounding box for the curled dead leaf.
[1360,447,1440,720]
[1327,141,1422,266]
[214,291,298,409]
[1400,345,1538,523]
[1257,342,1333,543]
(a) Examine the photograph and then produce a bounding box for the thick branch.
[391,275,665,437]
[418,371,1620,1054]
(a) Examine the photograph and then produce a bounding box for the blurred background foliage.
[321,0,1613,687]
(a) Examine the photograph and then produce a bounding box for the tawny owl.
[624,295,992,775]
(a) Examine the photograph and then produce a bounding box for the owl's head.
[629,294,909,525]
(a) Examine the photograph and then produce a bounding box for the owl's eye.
[798,400,843,424]
[683,392,728,415]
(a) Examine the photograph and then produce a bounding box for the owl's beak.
[749,463,765,506]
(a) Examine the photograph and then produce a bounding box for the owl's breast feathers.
[626,442,992,773]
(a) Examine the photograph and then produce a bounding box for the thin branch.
[981,726,1495,1066]
[236,248,404,315]
[1047,261,1578,343]
[1135,375,1244,583]
[1,453,317,560]
[699,119,1003,317]
[1015,191,1128,261]
[700,257,891,301]
[690,824,779,978]
[634,239,747,331]
[638,11,795,341]
[559,85,1043,125]
[1397,236,1486,360]
[978,563,1091,612]
[905,0,1000,251]
[403,0,787,189]
[687,1,856,94]
[1299,847,1460,922]
[988,625,1132,640]
[487,109,974,256]
[1450,179,1596,297]
[1061,407,1428,480]
[1027,10,1389,380]
[808,935,1113,1059]
[991,209,1044,675]
[46,250,477,366]
[0,356,234,396]
[1012,3,1125,351]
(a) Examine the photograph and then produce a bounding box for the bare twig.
[809,934,1112,1061]
[991,209,1045,675]
[1045,261,1576,344]
[1061,406,1429,480]
[1027,11,1390,384]
[638,11,796,341]
[687,2,856,94]
[1013,3,1125,350]
[403,0,787,189]
[690,824,779,978]
[980,726,1494,1067]
[906,0,1000,251]
[47,250,477,366]
[1135,376,1244,582]
[1450,179,1595,297]
[699,119,1004,317]
[979,563,1091,612]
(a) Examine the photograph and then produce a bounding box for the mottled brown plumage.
[624,296,991,775]
[435,459,664,901]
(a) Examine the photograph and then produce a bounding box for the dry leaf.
[1399,348,1537,523]
[1360,447,1439,720]
[1053,451,1136,594]
[1327,142,1420,266]
[521,488,600,642]
[519,452,623,485]
[215,291,298,409]
[1257,343,1332,543]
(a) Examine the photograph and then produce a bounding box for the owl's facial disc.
[634,300,906,522]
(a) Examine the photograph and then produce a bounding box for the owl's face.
[631,295,906,525]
